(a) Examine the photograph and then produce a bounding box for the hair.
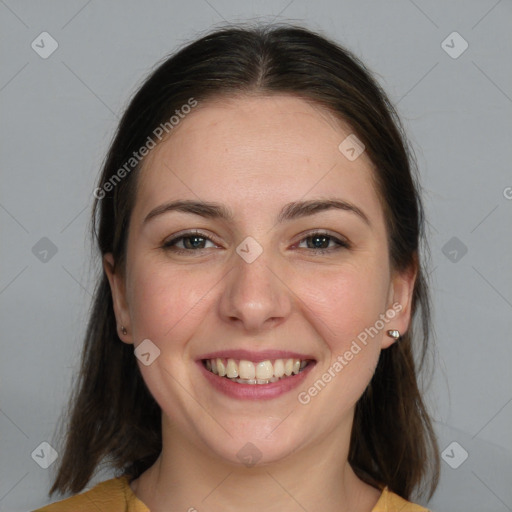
[48,22,440,502]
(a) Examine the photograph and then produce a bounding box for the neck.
[130,413,382,512]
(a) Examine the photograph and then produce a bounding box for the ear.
[381,256,418,349]
[103,253,133,344]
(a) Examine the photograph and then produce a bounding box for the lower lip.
[197,360,316,400]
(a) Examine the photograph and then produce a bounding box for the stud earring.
[121,326,128,335]
[387,329,400,340]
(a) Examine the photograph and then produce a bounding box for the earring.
[387,329,400,340]
[121,326,128,335]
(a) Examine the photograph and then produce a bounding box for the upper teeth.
[205,358,308,381]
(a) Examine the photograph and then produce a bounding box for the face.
[104,94,416,466]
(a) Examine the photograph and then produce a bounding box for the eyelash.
[161,229,351,255]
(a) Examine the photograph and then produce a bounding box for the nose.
[218,246,293,333]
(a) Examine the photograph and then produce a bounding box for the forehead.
[134,94,385,227]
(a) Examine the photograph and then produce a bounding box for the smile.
[203,357,313,385]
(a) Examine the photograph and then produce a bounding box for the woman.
[33,23,440,512]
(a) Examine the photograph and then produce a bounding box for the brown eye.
[162,230,217,253]
[296,231,350,254]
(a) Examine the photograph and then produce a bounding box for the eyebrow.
[143,197,371,227]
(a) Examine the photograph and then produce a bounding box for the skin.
[104,94,416,512]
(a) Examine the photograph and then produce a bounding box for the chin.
[200,422,305,468]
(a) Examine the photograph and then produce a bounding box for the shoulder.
[31,475,147,512]
[371,486,431,512]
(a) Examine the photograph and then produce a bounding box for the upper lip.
[198,349,316,363]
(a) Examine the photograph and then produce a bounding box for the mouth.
[201,357,315,385]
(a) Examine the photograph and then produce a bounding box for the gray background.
[1,1,511,511]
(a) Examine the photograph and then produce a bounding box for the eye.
[162,229,350,255]
[162,230,217,253]
[295,230,350,254]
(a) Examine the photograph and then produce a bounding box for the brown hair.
[48,22,439,501]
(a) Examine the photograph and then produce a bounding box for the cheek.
[126,259,208,344]
[124,260,213,408]
[303,261,390,344]
[297,270,388,412]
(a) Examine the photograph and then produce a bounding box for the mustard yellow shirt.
[32,475,430,511]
